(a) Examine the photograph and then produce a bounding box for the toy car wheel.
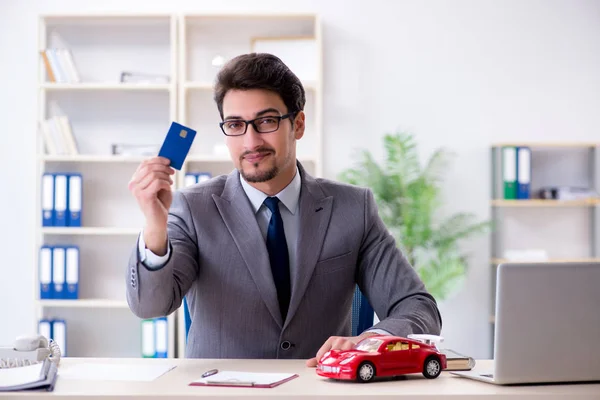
[356,361,376,383]
[422,356,442,379]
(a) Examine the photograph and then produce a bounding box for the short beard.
[241,163,279,183]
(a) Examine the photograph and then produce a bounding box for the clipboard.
[189,370,298,388]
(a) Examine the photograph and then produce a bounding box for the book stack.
[39,116,79,155]
[40,48,80,83]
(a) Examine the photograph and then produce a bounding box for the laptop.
[452,261,600,385]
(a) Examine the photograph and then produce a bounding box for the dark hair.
[214,53,306,120]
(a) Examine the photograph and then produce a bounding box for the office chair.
[183,286,375,342]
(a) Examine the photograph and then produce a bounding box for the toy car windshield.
[353,338,383,353]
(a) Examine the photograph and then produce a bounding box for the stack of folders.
[440,349,476,371]
[40,48,80,83]
[38,319,67,358]
[39,246,79,300]
[184,172,212,188]
[141,317,168,358]
[500,146,531,200]
[41,173,82,227]
[39,116,79,156]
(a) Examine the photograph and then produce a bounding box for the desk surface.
[4,358,600,399]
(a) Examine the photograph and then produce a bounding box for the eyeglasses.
[219,112,296,136]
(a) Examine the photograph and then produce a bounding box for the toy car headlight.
[339,356,355,365]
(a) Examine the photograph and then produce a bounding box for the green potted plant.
[339,132,489,301]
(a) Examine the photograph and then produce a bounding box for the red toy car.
[316,335,447,382]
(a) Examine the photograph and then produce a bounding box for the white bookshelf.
[35,14,178,359]
[489,143,600,354]
[36,12,323,360]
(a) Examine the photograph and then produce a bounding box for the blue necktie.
[263,196,291,321]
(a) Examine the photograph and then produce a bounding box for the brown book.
[40,50,56,82]
[441,349,476,371]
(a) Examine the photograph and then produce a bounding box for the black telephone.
[0,335,61,368]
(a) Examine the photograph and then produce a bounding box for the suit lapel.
[284,166,333,329]
[213,169,283,328]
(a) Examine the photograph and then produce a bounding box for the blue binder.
[154,317,168,358]
[53,174,68,227]
[52,319,67,357]
[67,174,82,227]
[38,319,52,341]
[516,147,531,199]
[41,174,55,227]
[65,246,79,299]
[197,172,211,183]
[39,246,53,299]
[52,247,66,299]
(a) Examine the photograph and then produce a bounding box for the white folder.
[41,174,54,225]
[54,174,68,225]
[65,247,79,299]
[52,247,66,299]
[38,320,51,341]
[141,320,155,358]
[184,174,196,187]
[52,320,67,357]
[67,174,82,226]
[197,173,211,183]
[39,246,52,299]
[155,318,168,358]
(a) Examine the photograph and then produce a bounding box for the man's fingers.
[133,158,174,180]
[306,357,317,368]
[340,340,355,351]
[315,336,335,363]
[133,164,174,182]
[136,172,173,192]
[143,156,171,166]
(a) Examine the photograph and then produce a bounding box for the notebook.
[0,359,58,392]
[190,371,298,388]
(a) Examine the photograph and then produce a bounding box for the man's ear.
[293,111,305,140]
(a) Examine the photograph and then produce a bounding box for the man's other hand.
[306,331,380,367]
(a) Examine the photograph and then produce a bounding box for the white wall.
[1,0,599,359]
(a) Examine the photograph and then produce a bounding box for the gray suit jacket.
[126,162,442,359]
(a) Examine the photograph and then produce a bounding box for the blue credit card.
[158,122,197,170]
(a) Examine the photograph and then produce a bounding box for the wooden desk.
[3,358,600,399]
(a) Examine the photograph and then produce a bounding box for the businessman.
[126,53,442,365]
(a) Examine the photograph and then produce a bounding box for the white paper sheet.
[193,371,296,386]
[0,363,44,388]
[58,363,175,382]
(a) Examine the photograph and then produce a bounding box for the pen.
[202,369,219,378]
[206,380,255,387]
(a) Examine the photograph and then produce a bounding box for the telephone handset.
[0,334,61,368]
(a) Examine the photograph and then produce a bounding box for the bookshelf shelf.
[183,80,317,92]
[490,143,600,355]
[40,83,173,91]
[491,199,599,207]
[492,142,599,149]
[40,155,149,163]
[491,258,600,265]
[39,299,129,308]
[41,227,140,236]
